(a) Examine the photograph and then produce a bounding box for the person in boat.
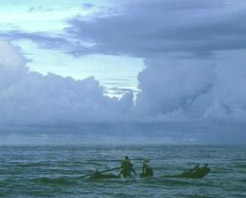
[140,159,153,178]
[119,156,137,177]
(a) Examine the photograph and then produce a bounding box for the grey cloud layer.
[3,0,246,57]
[66,0,246,57]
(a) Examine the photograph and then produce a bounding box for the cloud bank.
[1,38,246,128]
[0,39,134,128]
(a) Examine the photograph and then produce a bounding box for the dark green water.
[0,145,245,197]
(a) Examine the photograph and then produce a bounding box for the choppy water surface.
[0,145,245,198]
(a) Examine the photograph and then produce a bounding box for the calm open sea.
[0,145,245,198]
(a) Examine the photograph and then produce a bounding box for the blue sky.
[1,0,246,144]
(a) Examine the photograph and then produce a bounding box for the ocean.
[0,145,245,198]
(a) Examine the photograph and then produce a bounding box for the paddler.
[140,159,153,177]
[119,156,137,177]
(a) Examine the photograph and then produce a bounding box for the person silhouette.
[119,156,137,177]
[140,159,153,177]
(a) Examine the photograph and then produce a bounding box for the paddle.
[80,167,121,178]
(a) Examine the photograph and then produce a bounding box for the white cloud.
[0,39,134,128]
[0,39,26,71]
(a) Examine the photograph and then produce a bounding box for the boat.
[82,164,210,179]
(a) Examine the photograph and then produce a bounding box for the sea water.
[0,145,245,198]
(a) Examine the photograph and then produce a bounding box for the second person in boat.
[140,159,153,178]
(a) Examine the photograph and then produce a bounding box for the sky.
[1,0,246,144]
[0,0,144,97]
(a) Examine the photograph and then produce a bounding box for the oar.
[80,167,121,178]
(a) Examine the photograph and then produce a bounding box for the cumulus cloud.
[136,59,215,119]
[62,0,246,122]
[136,56,246,121]
[0,39,134,128]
